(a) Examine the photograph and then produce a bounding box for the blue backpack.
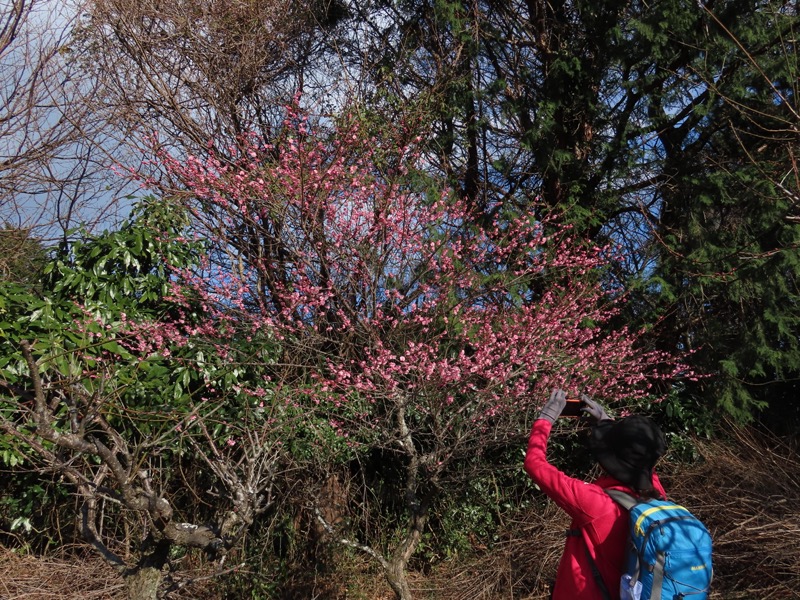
[607,490,713,600]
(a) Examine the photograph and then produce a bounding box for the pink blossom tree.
[150,101,688,599]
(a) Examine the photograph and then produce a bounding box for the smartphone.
[560,398,583,417]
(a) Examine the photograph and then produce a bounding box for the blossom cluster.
[140,100,690,433]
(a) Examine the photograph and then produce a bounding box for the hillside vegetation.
[1,424,796,599]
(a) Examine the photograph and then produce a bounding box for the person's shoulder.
[594,475,630,491]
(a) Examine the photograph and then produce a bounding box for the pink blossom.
[124,97,693,441]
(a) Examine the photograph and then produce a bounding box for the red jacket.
[523,419,665,600]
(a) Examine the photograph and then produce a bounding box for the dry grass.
[665,426,800,600]
[0,545,226,600]
[0,545,125,600]
[0,425,798,599]
[407,500,569,600]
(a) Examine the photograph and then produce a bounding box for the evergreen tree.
[644,1,800,423]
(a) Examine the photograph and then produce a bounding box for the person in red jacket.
[524,389,667,600]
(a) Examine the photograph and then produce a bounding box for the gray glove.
[538,389,567,423]
[580,395,612,422]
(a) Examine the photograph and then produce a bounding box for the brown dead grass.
[407,500,569,600]
[0,545,125,600]
[666,426,800,600]
[0,425,797,599]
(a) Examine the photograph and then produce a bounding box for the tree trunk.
[384,399,432,600]
[125,565,163,600]
[124,538,170,600]
[383,502,428,600]
[385,559,414,600]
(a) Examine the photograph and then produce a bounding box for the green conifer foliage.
[637,0,800,422]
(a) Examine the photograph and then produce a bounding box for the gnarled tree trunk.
[384,506,429,600]
[124,538,169,600]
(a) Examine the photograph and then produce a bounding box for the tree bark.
[381,397,432,600]
[124,539,170,600]
[125,566,163,600]
[383,505,428,600]
[385,561,414,600]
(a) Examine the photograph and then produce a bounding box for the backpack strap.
[605,488,638,510]
[566,529,612,600]
[604,488,645,593]
[651,552,666,600]
[569,490,650,600]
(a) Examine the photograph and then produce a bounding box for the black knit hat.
[588,416,667,491]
